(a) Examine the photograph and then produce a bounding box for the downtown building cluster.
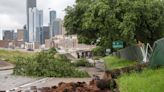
[0,0,65,49]
[26,0,64,45]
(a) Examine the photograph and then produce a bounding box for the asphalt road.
[0,69,38,91]
[0,69,92,91]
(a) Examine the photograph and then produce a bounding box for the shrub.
[54,54,70,62]
[73,58,93,67]
[13,49,89,78]
[92,46,106,57]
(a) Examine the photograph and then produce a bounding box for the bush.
[92,46,106,57]
[48,47,57,54]
[54,54,70,62]
[73,58,93,67]
[13,49,89,78]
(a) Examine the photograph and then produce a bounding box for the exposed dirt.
[34,63,148,92]
[15,72,119,92]
[107,62,149,79]
[33,79,118,92]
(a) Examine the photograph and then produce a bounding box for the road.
[0,69,38,91]
[0,59,105,91]
[0,48,41,53]
[0,69,13,75]
[0,69,92,91]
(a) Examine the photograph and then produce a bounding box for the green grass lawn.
[103,56,137,70]
[0,49,32,63]
[117,67,164,92]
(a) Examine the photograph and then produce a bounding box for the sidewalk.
[87,58,105,72]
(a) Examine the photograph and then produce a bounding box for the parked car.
[27,48,34,51]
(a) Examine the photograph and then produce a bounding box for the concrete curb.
[0,66,14,71]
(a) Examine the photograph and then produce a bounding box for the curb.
[0,66,14,71]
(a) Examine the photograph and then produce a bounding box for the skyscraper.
[26,0,37,42]
[49,10,57,38]
[42,26,50,44]
[50,10,56,25]
[53,18,62,36]
[29,8,43,44]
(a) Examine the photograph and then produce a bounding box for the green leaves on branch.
[13,48,89,78]
[64,0,164,47]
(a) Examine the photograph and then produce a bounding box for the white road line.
[7,78,49,91]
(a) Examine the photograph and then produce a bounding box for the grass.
[117,67,164,92]
[0,49,32,63]
[103,56,137,70]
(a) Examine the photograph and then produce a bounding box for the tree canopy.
[64,0,164,48]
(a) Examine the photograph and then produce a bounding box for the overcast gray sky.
[0,0,75,29]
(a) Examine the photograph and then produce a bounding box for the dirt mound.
[37,79,118,92]
[24,75,118,92]
[104,62,149,79]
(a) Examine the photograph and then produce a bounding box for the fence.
[112,45,143,62]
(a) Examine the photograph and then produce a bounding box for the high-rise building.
[23,25,28,42]
[42,26,50,44]
[50,10,56,25]
[17,29,25,41]
[29,8,43,44]
[53,18,62,35]
[49,10,57,38]
[26,0,37,42]
[3,30,14,41]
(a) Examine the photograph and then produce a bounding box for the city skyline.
[0,0,75,29]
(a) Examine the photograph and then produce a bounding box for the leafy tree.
[64,0,164,48]
[64,0,98,44]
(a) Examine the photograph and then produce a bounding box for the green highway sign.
[112,40,124,49]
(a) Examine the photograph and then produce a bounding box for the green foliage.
[55,54,70,62]
[92,46,106,57]
[103,56,137,70]
[64,0,98,44]
[13,49,89,78]
[48,47,57,54]
[73,58,93,67]
[64,0,164,47]
[117,67,164,92]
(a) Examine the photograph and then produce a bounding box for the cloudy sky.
[0,0,75,29]
[0,0,75,40]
